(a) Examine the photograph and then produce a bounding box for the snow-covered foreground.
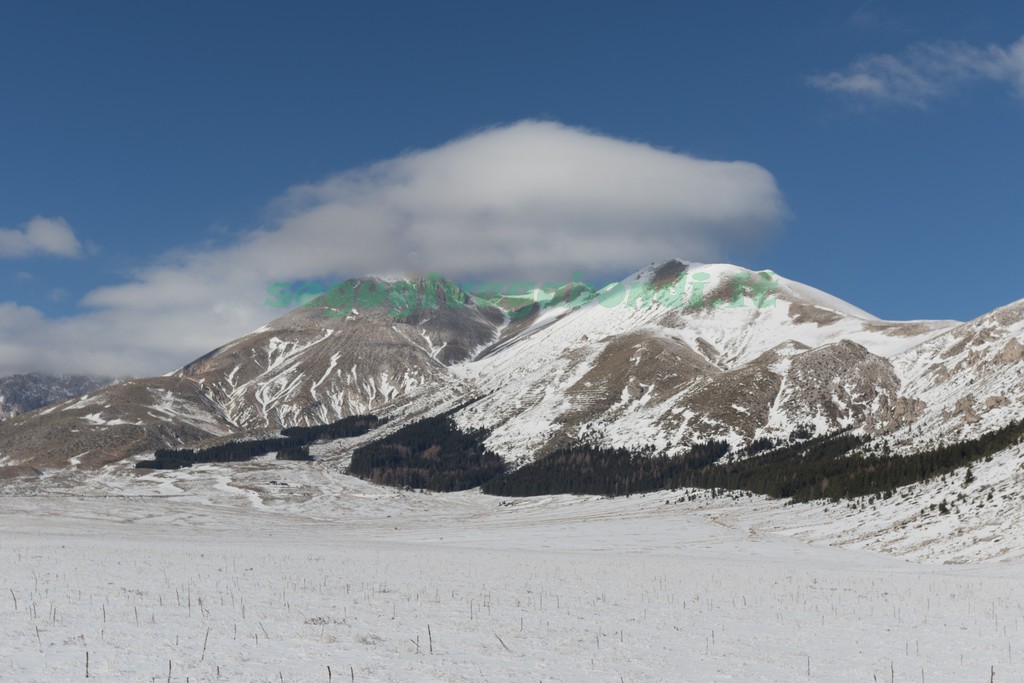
[2,465,1024,682]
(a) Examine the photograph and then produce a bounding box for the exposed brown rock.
[881,396,927,430]
[788,303,842,327]
[985,395,1008,410]
[952,395,981,424]
[996,338,1024,364]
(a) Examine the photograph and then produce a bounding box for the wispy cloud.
[846,1,896,30]
[0,121,786,376]
[809,34,1024,107]
[0,216,83,258]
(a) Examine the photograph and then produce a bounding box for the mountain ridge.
[0,373,117,422]
[1,261,1020,481]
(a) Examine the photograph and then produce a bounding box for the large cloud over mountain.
[0,121,785,376]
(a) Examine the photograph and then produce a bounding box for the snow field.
[2,483,1023,682]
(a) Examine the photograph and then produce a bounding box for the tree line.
[135,414,384,469]
[481,440,730,497]
[345,411,1024,503]
[346,409,505,491]
[485,420,1024,501]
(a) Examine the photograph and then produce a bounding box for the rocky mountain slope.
[176,277,509,430]
[0,373,115,421]
[0,376,236,474]
[3,261,1023,481]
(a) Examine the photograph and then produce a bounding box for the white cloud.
[0,216,83,258]
[809,34,1024,107]
[846,1,896,30]
[0,121,785,377]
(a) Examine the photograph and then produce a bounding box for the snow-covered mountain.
[452,261,957,462]
[0,373,116,421]
[176,277,505,429]
[2,260,1022,481]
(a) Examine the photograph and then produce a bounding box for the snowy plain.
[2,454,1024,683]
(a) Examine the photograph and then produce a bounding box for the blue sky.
[1,1,1022,375]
